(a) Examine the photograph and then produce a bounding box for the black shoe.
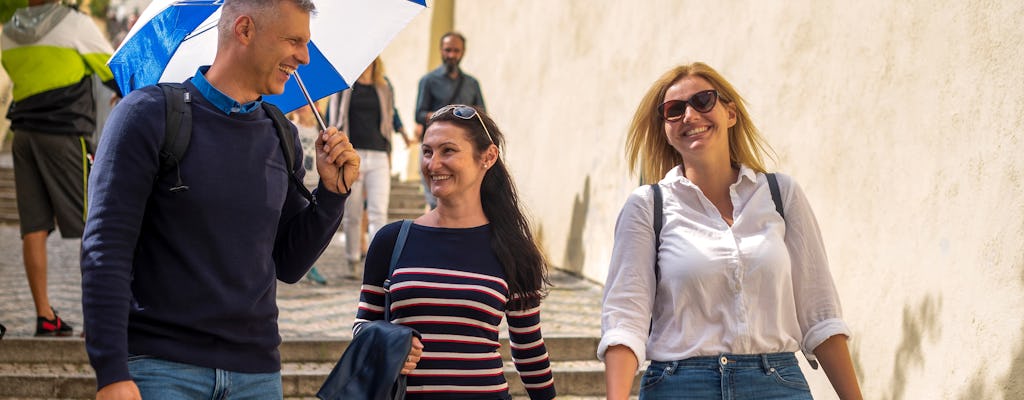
[35,307,74,337]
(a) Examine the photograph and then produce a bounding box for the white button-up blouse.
[597,165,850,367]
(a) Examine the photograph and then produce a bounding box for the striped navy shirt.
[356,221,556,400]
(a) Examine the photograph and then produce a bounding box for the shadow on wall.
[960,256,1024,399]
[883,295,942,400]
[956,256,1024,399]
[562,176,591,275]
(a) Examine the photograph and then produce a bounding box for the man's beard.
[444,58,460,74]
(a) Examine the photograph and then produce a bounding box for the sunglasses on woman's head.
[432,104,495,144]
[657,90,719,121]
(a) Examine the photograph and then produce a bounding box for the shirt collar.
[192,66,262,115]
[663,163,758,186]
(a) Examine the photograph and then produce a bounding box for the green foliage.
[0,0,29,23]
[88,0,109,17]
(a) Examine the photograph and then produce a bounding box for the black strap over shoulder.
[383,220,413,322]
[158,83,192,192]
[650,184,663,283]
[262,102,313,203]
[766,173,784,219]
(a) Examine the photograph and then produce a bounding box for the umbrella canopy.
[108,0,425,113]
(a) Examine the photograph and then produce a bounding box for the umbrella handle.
[292,71,349,193]
[291,71,328,131]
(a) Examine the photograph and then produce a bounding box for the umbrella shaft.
[292,71,328,131]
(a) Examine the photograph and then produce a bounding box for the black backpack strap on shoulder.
[649,183,663,335]
[766,173,784,219]
[384,220,413,321]
[650,184,663,283]
[158,83,192,193]
[262,102,313,203]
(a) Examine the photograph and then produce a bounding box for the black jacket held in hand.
[317,321,421,400]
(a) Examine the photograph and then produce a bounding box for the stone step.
[0,360,630,398]
[0,336,601,364]
[0,337,632,398]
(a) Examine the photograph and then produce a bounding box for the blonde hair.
[367,57,387,87]
[625,62,774,184]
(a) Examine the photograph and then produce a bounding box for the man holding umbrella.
[80,1,361,399]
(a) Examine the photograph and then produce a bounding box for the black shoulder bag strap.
[384,220,413,322]
[262,102,314,203]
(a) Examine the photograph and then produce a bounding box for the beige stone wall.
[383,0,1024,398]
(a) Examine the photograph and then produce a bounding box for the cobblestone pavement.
[0,225,604,339]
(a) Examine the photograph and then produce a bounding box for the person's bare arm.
[96,380,141,400]
[604,345,639,400]
[813,335,863,400]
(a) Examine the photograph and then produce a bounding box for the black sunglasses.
[657,90,719,121]
[432,104,495,144]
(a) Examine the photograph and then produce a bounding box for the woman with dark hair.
[600,62,862,399]
[354,105,556,399]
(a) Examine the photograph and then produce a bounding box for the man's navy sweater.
[81,81,347,389]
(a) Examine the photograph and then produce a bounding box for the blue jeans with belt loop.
[127,356,283,400]
[639,352,813,400]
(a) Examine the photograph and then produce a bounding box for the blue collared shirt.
[193,66,262,115]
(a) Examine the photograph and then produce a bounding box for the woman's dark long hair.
[426,106,550,310]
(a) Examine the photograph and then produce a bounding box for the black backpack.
[157,83,312,202]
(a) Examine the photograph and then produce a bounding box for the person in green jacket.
[1,0,118,336]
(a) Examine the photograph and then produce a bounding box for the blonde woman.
[327,57,413,279]
[599,62,863,400]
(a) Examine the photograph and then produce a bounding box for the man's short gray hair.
[218,0,316,39]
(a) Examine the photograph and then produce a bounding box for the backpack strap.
[649,183,663,334]
[766,173,784,219]
[383,220,413,321]
[262,102,313,203]
[158,83,192,193]
[650,183,663,284]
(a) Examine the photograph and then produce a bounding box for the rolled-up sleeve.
[779,175,852,356]
[598,188,658,367]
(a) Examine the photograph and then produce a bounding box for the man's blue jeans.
[639,353,813,400]
[128,356,282,400]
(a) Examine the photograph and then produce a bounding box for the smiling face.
[663,75,737,162]
[421,121,494,203]
[247,1,311,96]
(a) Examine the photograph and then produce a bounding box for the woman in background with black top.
[327,57,413,279]
[354,105,557,399]
[599,62,862,399]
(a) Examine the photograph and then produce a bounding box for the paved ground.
[0,224,604,340]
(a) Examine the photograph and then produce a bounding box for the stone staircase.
[0,144,16,226]
[0,336,635,398]
[387,176,426,221]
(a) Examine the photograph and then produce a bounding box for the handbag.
[317,220,419,400]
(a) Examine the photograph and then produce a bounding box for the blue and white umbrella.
[108,0,425,117]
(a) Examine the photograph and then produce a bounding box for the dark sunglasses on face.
[658,90,719,121]
[431,104,495,144]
